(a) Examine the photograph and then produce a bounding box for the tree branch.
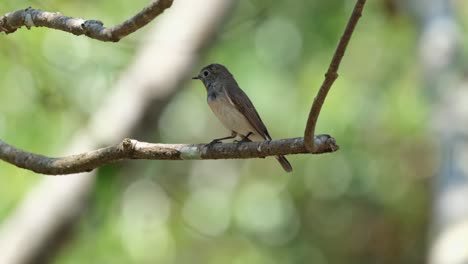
[0,0,173,42]
[303,0,366,152]
[0,0,237,262]
[0,135,338,175]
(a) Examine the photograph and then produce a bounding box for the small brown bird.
[193,63,292,173]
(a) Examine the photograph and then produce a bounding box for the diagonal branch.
[0,135,338,175]
[0,0,173,42]
[303,0,367,152]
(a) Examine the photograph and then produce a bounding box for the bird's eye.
[203,70,210,77]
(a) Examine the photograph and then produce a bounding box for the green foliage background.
[2,0,468,263]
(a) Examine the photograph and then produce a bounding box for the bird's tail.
[275,155,293,173]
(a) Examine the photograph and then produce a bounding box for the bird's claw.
[206,139,221,146]
[237,132,253,144]
[239,137,251,143]
[234,139,249,144]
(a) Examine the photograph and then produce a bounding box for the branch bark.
[0,0,236,262]
[0,135,338,175]
[303,0,366,152]
[0,0,173,42]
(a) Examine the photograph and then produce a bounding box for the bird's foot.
[236,132,253,144]
[206,139,222,147]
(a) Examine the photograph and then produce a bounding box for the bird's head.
[192,63,232,88]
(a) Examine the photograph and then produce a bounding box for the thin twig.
[0,0,173,42]
[0,135,338,175]
[303,0,367,152]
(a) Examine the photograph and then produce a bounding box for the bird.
[192,63,292,173]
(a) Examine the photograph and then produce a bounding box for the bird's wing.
[223,82,272,140]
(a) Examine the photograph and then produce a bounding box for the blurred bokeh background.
[1,0,468,263]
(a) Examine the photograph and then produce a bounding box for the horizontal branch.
[0,0,173,42]
[0,135,338,175]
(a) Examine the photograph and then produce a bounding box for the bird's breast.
[207,93,260,140]
[207,90,217,101]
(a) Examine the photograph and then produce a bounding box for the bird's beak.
[192,75,199,80]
